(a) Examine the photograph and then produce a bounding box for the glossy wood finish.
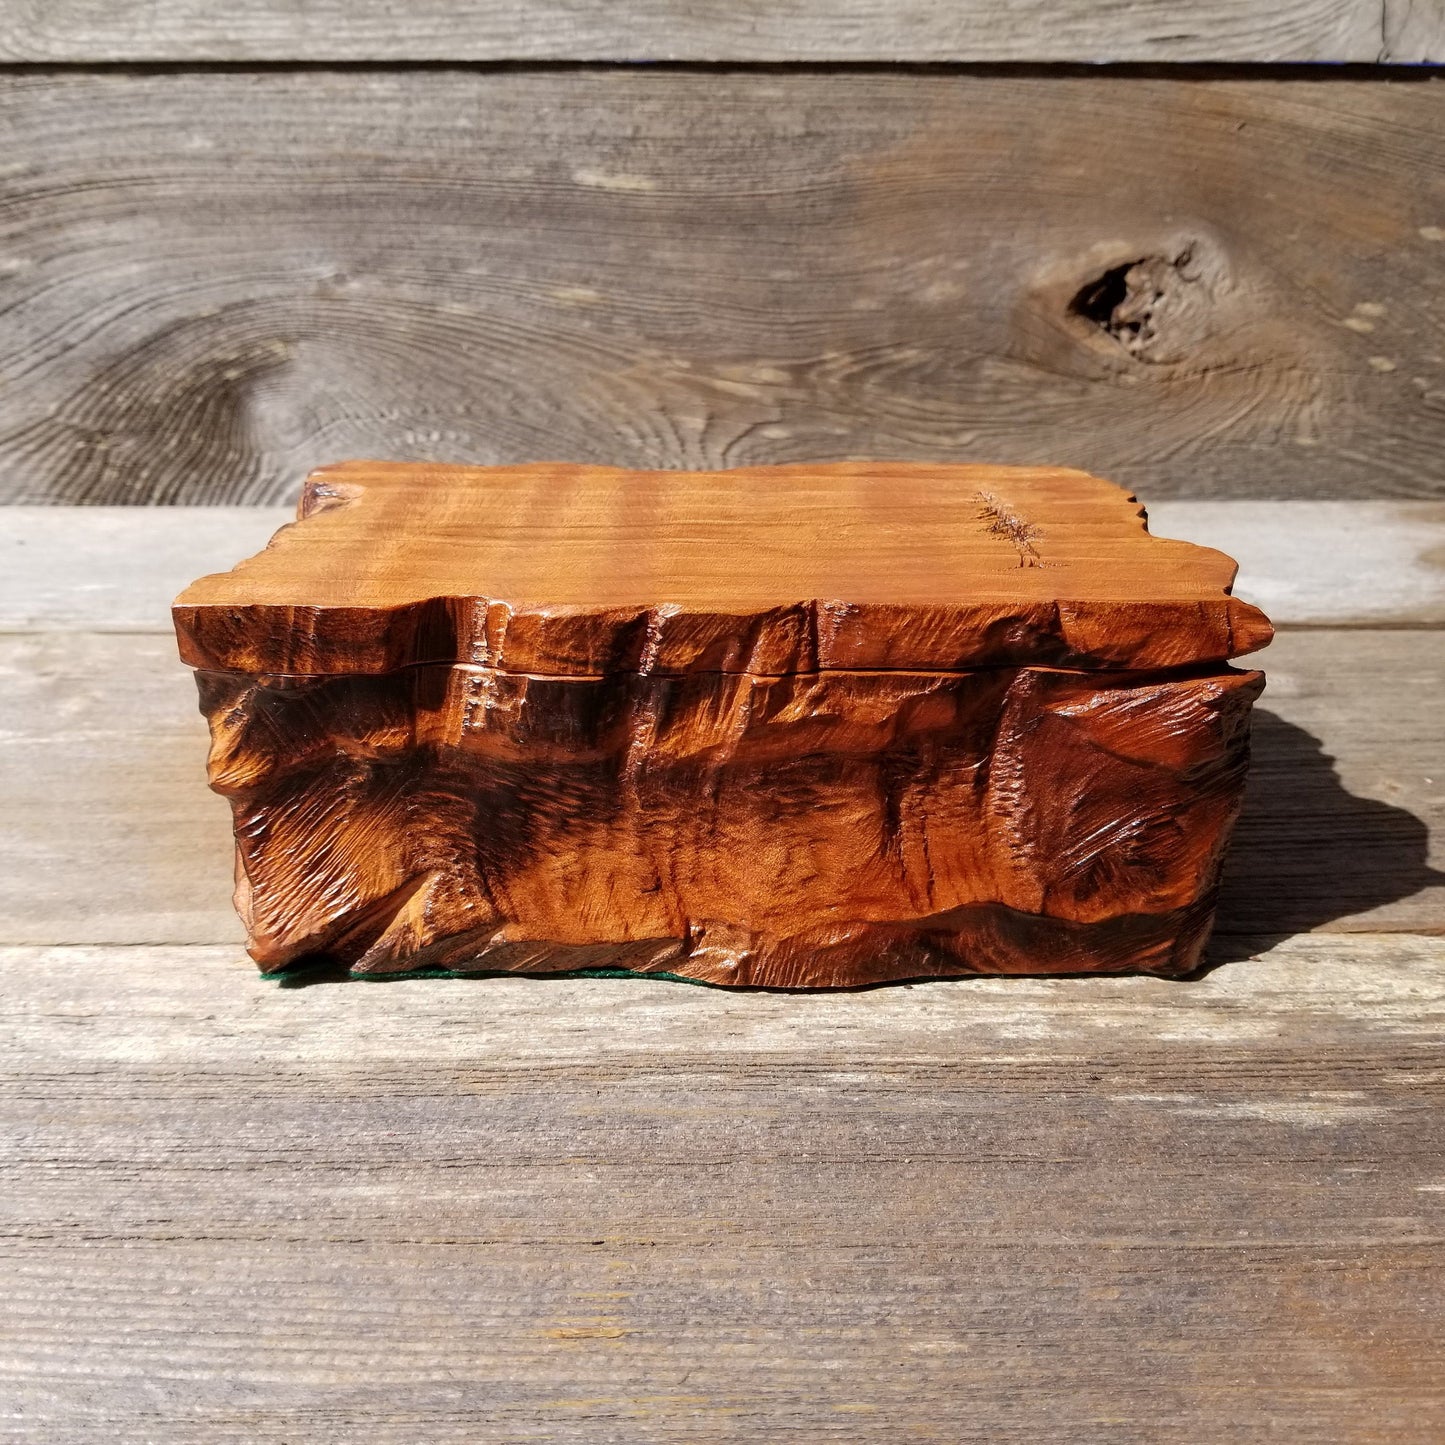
[174,462,1270,984]
[199,659,1262,982]
[175,462,1272,676]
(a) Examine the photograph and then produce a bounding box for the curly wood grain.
[174,462,1273,675]
[170,464,1273,983]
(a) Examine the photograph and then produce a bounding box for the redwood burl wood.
[175,461,1271,985]
[198,663,1262,983]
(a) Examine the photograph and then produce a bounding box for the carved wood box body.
[174,461,1272,986]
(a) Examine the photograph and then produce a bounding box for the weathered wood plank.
[2,934,1441,1443]
[0,0,1427,63]
[0,508,291,634]
[1216,631,1445,934]
[1146,500,1445,626]
[0,629,1439,945]
[2,72,1442,504]
[0,633,233,946]
[10,934,1445,1067]
[1385,0,1445,59]
[5,503,1442,633]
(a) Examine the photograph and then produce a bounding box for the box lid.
[173,461,1273,677]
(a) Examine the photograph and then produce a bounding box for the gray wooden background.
[0,2,1440,504]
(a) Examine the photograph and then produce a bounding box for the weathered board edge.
[0,0,1435,64]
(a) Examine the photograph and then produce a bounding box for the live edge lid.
[173,461,1273,678]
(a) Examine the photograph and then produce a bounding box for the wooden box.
[174,461,1271,986]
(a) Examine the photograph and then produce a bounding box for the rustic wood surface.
[3,0,1437,63]
[176,462,1273,983]
[198,658,1264,982]
[176,462,1272,674]
[2,72,1443,505]
[1,504,1442,1437]
[4,934,1443,1443]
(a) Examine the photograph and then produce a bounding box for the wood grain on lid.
[173,461,1273,676]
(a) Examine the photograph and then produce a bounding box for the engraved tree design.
[976,491,1043,567]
